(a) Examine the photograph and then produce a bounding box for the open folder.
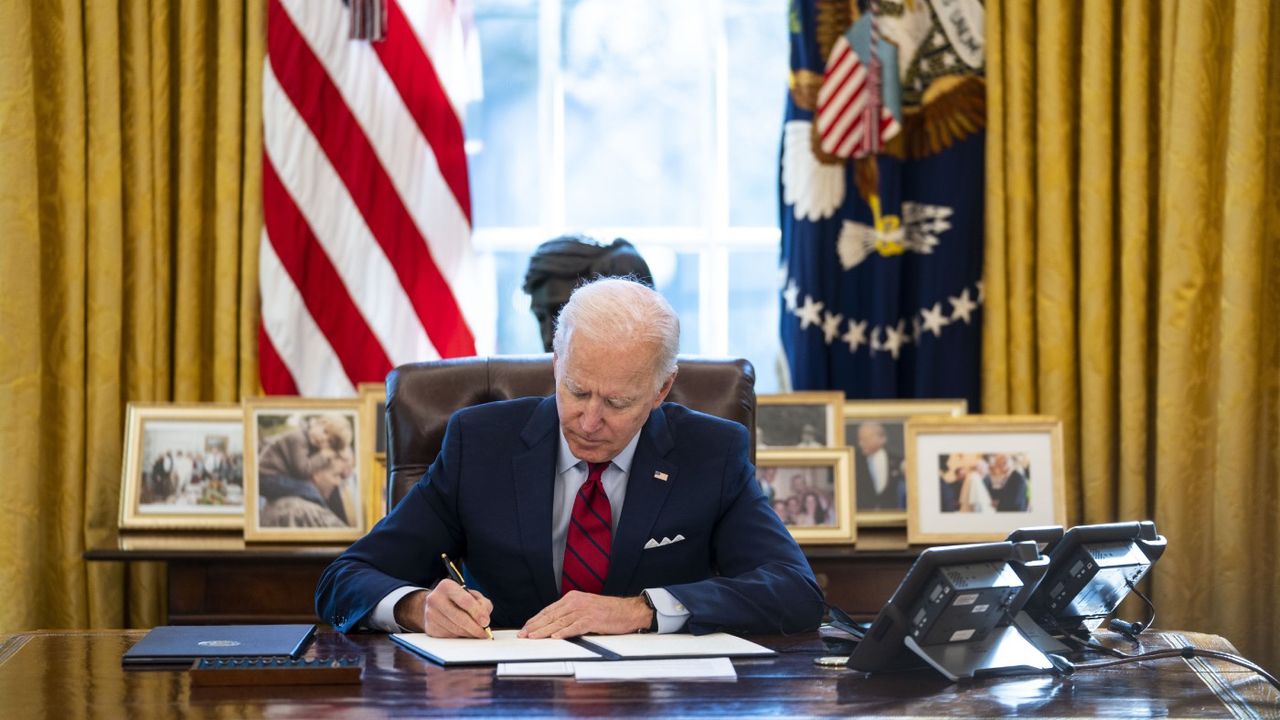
[392,630,600,665]
[391,630,774,667]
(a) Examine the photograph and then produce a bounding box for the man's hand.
[518,592,653,639]
[394,581,493,638]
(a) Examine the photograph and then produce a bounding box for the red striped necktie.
[561,461,612,596]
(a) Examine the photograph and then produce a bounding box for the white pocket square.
[643,534,686,550]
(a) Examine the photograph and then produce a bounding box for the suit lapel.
[513,397,560,608]
[606,407,677,595]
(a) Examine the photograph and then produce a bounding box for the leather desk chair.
[384,355,756,509]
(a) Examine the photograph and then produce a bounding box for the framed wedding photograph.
[243,397,369,543]
[844,399,968,527]
[905,416,1066,545]
[118,403,246,530]
[756,391,846,449]
[755,448,856,545]
[358,382,388,527]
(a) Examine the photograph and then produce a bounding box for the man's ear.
[653,369,677,406]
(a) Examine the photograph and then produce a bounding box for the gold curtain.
[986,0,1280,669]
[0,0,264,631]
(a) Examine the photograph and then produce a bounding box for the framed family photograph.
[755,448,856,545]
[844,399,968,527]
[358,382,388,528]
[118,403,246,530]
[905,416,1066,545]
[756,391,845,449]
[243,397,369,543]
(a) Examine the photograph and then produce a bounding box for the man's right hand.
[393,581,493,637]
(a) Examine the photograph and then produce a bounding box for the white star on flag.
[796,295,824,330]
[783,278,800,312]
[842,319,868,353]
[821,311,844,345]
[883,320,909,359]
[920,302,950,336]
[949,288,978,324]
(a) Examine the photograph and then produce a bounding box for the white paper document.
[495,661,576,677]
[573,657,737,682]
[392,630,602,666]
[579,632,775,659]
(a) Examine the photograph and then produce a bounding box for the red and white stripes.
[260,0,485,396]
[814,33,900,159]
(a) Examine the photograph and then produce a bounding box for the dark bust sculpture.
[522,234,654,352]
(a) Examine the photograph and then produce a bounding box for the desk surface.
[0,629,1274,717]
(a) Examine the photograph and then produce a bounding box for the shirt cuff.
[644,588,690,633]
[369,585,424,632]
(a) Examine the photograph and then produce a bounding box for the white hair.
[552,277,679,389]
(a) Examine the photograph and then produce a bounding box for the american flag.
[814,34,899,159]
[260,0,484,396]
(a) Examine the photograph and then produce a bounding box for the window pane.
[561,0,711,226]
[493,250,546,355]
[468,2,540,227]
[725,0,788,227]
[728,247,782,393]
[630,244,701,355]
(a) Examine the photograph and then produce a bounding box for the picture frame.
[358,382,388,529]
[843,399,968,527]
[117,403,246,530]
[905,416,1066,545]
[756,391,846,449]
[243,396,370,543]
[755,448,857,545]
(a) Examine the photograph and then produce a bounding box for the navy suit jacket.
[316,396,824,634]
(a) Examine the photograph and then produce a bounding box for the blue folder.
[122,624,316,667]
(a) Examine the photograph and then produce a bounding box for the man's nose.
[579,400,604,433]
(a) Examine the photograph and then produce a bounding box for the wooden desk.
[85,535,918,625]
[0,629,1273,717]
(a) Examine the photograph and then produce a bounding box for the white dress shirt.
[370,427,690,633]
[868,448,889,495]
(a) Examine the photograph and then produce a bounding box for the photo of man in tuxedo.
[852,421,906,512]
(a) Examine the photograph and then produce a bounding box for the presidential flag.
[260,0,487,396]
[779,0,986,409]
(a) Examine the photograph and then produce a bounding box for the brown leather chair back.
[385,355,756,509]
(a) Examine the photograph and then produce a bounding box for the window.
[466,0,787,392]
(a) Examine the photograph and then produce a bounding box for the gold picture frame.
[243,396,370,543]
[756,448,857,545]
[905,416,1067,545]
[358,382,388,529]
[118,403,246,530]
[756,391,846,449]
[843,399,968,528]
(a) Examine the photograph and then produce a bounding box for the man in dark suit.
[854,422,906,511]
[316,278,823,638]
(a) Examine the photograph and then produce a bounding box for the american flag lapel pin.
[653,471,669,482]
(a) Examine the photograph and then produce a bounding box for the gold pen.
[441,553,494,639]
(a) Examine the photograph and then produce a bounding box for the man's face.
[991,454,1010,477]
[857,423,886,455]
[553,333,674,463]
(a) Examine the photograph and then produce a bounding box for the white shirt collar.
[556,425,643,476]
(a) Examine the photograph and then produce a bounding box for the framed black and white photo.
[905,416,1066,544]
[244,397,369,543]
[756,448,856,545]
[756,391,845,449]
[843,399,967,527]
[118,403,246,530]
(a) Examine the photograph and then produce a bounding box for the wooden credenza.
[85,534,918,625]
